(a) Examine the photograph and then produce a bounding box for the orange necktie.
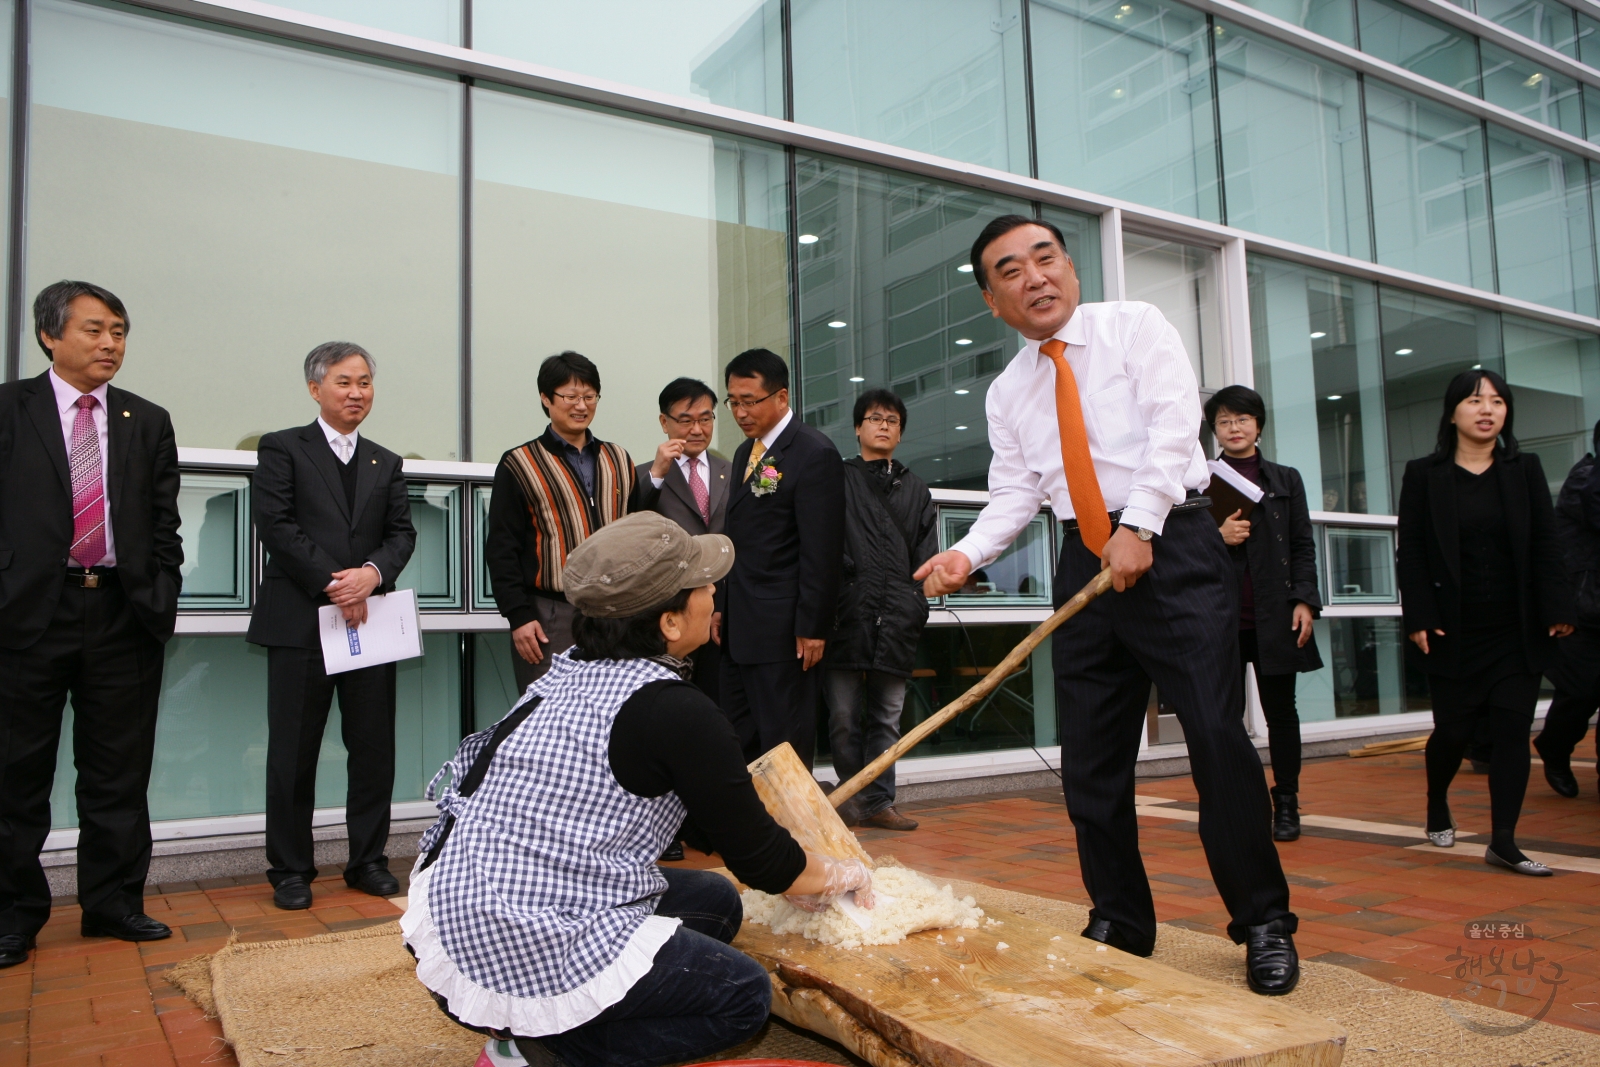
[1040,339,1111,556]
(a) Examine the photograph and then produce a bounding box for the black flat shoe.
[1080,917,1154,958]
[1542,761,1580,798]
[80,913,171,941]
[1244,919,1299,996]
[273,875,313,910]
[345,861,400,897]
[1485,847,1553,877]
[1271,791,1301,842]
[658,842,685,862]
[0,933,34,968]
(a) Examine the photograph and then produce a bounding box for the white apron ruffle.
[401,862,682,1036]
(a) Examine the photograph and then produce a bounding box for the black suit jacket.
[246,422,416,650]
[633,453,732,536]
[1396,451,1572,678]
[724,416,845,664]
[0,371,182,649]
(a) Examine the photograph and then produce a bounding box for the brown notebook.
[1204,459,1264,527]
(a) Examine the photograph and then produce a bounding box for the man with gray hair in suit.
[248,342,416,912]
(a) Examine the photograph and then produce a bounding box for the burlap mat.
[166,879,1600,1067]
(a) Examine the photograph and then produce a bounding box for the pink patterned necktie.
[686,458,711,526]
[69,395,106,568]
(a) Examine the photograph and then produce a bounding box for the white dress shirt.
[317,416,359,464]
[757,408,793,455]
[951,302,1210,569]
[649,450,711,492]
[49,368,116,566]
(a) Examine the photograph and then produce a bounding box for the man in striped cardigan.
[486,351,638,692]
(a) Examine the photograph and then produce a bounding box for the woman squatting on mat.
[401,512,875,1067]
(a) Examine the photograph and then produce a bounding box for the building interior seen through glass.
[18,0,1600,834]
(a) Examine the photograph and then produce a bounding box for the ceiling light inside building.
[797,234,819,244]
[1395,348,1413,355]
[1327,395,1342,401]
[1524,72,1544,87]
[955,425,969,431]
[849,376,864,382]
[957,264,974,273]
[955,338,972,345]
[828,320,847,328]
[1110,87,1125,99]
[1309,331,1326,339]
[954,388,970,395]
[1473,363,1482,369]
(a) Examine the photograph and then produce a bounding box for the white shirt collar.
[1026,306,1088,364]
[48,367,109,412]
[759,408,795,451]
[676,451,709,473]
[317,416,360,447]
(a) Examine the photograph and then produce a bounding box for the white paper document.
[318,589,423,675]
[1205,459,1266,503]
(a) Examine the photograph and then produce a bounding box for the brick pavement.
[4,732,1597,1064]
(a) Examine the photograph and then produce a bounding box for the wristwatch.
[1123,525,1156,542]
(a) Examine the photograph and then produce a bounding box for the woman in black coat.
[1205,387,1323,842]
[1397,369,1573,876]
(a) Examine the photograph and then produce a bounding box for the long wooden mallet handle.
[830,567,1115,809]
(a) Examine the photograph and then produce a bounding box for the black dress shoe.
[1542,761,1580,798]
[658,841,685,862]
[345,861,400,897]
[273,875,313,910]
[1080,917,1154,958]
[0,934,34,968]
[1244,919,1299,996]
[80,913,171,941]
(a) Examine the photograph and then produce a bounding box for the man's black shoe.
[81,913,171,942]
[1244,919,1299,996]
[273,875,313,910]
[1543,760,1581,798]
[1080,917,1154,958]
[658,842,685,862]
[345,861,400,897]
[0,934,34,968]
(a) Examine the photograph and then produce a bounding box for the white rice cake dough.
[742,865,983,949]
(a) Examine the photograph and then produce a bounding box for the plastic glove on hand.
[785,856,874,912]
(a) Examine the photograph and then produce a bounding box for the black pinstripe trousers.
[1053,508,1295,947]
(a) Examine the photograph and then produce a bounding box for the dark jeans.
[720,657,819,768]
[0,575,164,935]
[1238,630,1301,795]
[823,669,907,818]
[487,869,768,1067]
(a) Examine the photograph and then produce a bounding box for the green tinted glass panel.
[939,508,1054,606]
[176,472,250,609]
[398,482,462,609]
[1475,0,1579,56]
[791,0,1030,173]
[267,1,460,43]
[1356,0,1481,96]
[1124,233,1225,388]
[1031,0,1221,221]
[1487,126,1598,317]
[1480,42,1584,137]
[1230,0,1355,44]
[1324,527,1396,602]
[1214,23,1370,259]
[1040,206,1105,304]
[1364,83,1493,292]
[474,631,524,731]
[1502,313,1600,495]
[1295,616,1426,721]
[794,155,1030,489]
[473,483,495,611]
[1378,286,1503,498]
[1248,255,1389,515]
[1580,13,1600,70]
[51,634,463,827]
[879,625,1056,758]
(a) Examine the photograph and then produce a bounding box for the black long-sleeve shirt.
[608,680,805,894]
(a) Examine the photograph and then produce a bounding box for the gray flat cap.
[563,512,733,619]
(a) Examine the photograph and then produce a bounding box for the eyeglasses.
[551,391,599,406]
[668,413,717,428]
[1214,416,1257,431]
[862,414,902,427]
[724,388,781,412]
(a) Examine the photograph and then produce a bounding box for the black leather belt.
[66,567,117,588]
[1059,493,1212,533]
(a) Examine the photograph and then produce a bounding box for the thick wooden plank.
[747,742,874,867]
[739,903,1345,1067]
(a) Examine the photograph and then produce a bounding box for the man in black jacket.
[721,349,844,768]
[823,390,937,831]
[248,342,416,911]
[1535,420,1600,798]
[0,281,183,965]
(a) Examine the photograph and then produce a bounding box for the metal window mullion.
[4,0,28,383]
[1019,0,1039,179]
[1100,206,1125,301]
[459,78,472,462]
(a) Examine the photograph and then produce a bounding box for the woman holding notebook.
[1204,386,1323,842]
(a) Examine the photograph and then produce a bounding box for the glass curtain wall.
[1486,126,1598,317]
[470,87,790,465]
[1229,0,1356,45]
[1214,23,1371,259]
[1475,0,1580,56]
[1502,313,1600,492]
[473,0,784,118]
[1030,0,1222,221]
[1123,233,1225,388]
[28,1,462,458]
[790,0,1030,173]
[1479,41,1584,137]
[269,0,461,43]
[1364,83,1494,291]
[1356,0,1481,96]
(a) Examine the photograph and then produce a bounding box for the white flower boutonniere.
[750,463,782,497]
